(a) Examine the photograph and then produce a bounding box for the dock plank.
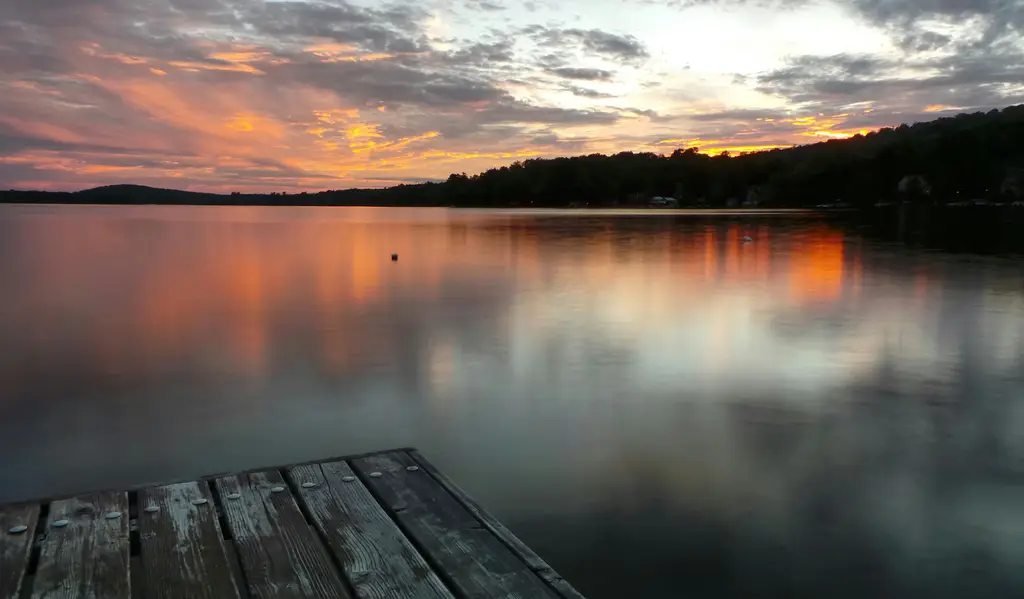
[288,461,455,599]
[408,450,586,599]
[214,471,351,599]
[137,481,241,599]
[353,452,559,599]
[0,503,40,599]
[31,492,129,599]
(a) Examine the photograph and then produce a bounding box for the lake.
[1,204,1023,598]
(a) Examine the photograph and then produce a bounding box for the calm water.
[2,205,1024,598]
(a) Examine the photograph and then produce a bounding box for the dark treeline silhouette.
[3,104,1024,209]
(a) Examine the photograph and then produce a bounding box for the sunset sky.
[2,0,1022,192]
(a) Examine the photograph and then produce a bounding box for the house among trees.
[648,196,679,208]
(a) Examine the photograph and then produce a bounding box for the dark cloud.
[463,0,507,10]
[547,67,615,81]
[440,40,517,65]
[848,0,1022,26]
[755,46,1024,111]
[525,26,650,65]
[848,0,1024,51]
[564,29,650,63]
[536,53,568,69]
[565,85,617,98]
[896,30,954,52]
[633,0,810,10]
[531,133,560,144]
[527,131,590,151]
[238,1,429,54]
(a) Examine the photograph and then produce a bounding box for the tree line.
[3,104,1024,209]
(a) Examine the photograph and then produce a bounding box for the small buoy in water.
[391,253,398,261]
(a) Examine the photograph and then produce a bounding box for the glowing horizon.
[1,0,1021,193]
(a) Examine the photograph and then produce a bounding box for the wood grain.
[353,453,559,599]
[214,470,351,599]
[31,492,130,599]
[137,481,241,599]
[288,461,454,599]
[408,450,587,599]
[0,502,40,599]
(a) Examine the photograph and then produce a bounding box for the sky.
[1,0,1022,192]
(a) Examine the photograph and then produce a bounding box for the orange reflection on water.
[787,227,845,304]
[0,208,855,402]
[704,229,718,280]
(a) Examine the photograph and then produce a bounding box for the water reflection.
[1,205,1023,598]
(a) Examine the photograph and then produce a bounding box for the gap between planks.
[3,450,586,599]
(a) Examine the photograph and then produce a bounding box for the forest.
[3,104,1024,209]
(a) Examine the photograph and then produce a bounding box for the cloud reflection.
[1,207,1023,598]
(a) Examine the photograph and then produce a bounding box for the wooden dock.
[0,448,585,599]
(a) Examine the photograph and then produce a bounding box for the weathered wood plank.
[31,492,129,599]
[352,453,559,599]
[408,450,587,599]
[0,502,39,599]
[137,481,241,599]
[288,461,454,599]
[214,470,351,599]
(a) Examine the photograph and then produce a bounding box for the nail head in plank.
[353,452,560,599]
[214,471,351,599]
[32,492,130,599]
[288,461,455,599]
[0,502,40,599]
[137,481,241,599]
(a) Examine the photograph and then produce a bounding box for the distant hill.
[3,104,1024,209]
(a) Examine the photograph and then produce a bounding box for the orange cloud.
[0,34,927,193]
[302,43,399,63]
[167,61,264,75]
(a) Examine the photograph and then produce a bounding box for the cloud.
[633,0,811,10]
[564,29,651,63]
[1,0,1021,191]
[463,0,507,10]
[547,67,616,81]
[848,0,1022,26]
[238,1,430,54]
[644,0,1022,45]
[524,26,651,65]
[565,85,618,98]
[730,0,1024,121]
[0,0,637,190]
[754,47,1024,111]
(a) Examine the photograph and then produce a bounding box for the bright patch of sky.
[354,0,897,113]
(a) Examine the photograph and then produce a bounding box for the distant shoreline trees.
[2,105,1023,210]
